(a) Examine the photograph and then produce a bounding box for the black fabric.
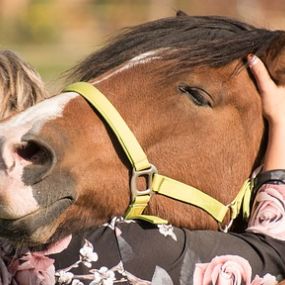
[254,169,285,190]
[50,219,285,284]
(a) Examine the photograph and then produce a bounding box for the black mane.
[68,15,281,82]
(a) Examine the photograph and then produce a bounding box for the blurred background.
[0,0,284,91]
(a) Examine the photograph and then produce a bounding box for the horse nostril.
[16,141,50,165]
[15,137,57,185]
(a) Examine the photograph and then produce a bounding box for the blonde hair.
[0,50,48,119]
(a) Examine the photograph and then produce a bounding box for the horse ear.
[261,34,285,85]
[176,10,188,17]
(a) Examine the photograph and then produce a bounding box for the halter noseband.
[63,82,253,231]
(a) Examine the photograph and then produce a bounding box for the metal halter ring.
[218,205,234,233]
[130,164,158,202]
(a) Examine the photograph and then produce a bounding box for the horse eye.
[178,84,212,107]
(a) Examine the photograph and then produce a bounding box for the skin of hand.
[248,55,285,171]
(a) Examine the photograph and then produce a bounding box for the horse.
[0,13,284,249]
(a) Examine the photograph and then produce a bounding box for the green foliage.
[3,1,59,44]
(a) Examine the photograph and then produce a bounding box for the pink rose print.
[9,252,56,285]
[193,255,277,285]
[251,274,277,285]
[8,235,72,285]
[246,184,285,240]
[193,255,252,285]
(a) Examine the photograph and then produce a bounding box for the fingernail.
[247,54,258,67]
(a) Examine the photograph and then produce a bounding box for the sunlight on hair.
[0,50,48,120]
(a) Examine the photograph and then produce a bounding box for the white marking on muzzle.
[0,92,78,130]
[0,92,78,219]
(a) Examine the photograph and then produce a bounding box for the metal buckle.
[218,204,234,233]
[130,164,157,202]
[218,218,233,233]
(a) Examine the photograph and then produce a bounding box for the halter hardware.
[63,82,253,230]
[131,164,157,201]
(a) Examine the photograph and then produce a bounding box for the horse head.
[0,15,285,246]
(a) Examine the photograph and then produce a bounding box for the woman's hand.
[248,54,285,126]
[248,55,285,170]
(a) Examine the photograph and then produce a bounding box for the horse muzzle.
[0,198,72,244]
[0,133,75,243]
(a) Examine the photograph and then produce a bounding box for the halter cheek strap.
[63,82,253,229]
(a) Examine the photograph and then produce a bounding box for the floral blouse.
[1,170,285,285]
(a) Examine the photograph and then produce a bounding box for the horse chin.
[0,198,73,246]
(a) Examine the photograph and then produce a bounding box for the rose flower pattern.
[246,184,285,240]
[193,255,277,285]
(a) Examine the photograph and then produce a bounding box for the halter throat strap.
[63,82,252,228]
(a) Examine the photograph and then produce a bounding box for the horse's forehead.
[0,92,78,133]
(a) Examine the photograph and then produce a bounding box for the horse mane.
[68,15,282,82]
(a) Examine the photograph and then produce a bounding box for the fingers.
[247,54,275,94]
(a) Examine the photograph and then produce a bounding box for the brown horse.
[0,14,284,247]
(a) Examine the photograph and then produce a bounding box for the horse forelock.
[67,15,281,83]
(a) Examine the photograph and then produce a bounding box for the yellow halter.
[63,82,253,231]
